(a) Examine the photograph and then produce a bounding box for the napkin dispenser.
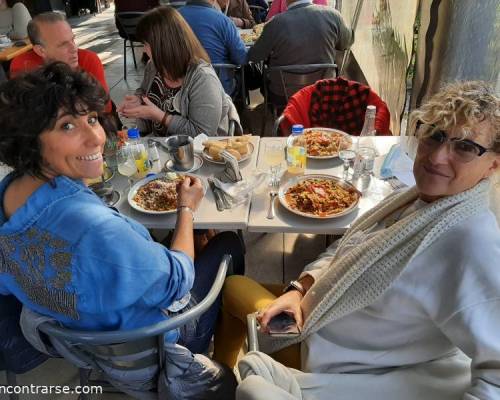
[218,150,243,183]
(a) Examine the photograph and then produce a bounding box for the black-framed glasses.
[417,122,494,163]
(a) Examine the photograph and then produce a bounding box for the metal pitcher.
[165,135,194,171]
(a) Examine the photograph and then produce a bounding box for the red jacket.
[10,48,112,113]
[280,77,391,136]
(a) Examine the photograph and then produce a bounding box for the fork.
[266,180,279,220]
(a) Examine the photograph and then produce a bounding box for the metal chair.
[37,255,231,400]
[249,5,267,23]
[212,63,247,107]
[115,12,145,81]
[261,63,337,135]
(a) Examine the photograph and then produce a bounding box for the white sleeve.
[298,239,340,282]
[10,3,31,40]
[439,300,500,399]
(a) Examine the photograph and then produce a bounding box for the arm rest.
[246,313,259,352]
[39,255,232,345]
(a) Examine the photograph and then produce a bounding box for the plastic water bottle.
[127,128,150,178]
[352,106,377,179]
[286,124,306,176]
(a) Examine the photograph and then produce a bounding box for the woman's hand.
[117,94,141,113]
[231,16,244,28]
[177,176,204,211]
[257,290,304,333]
[119,96,165,123]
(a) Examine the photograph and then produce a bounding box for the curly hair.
[0,62,109,179]
[410,81,500,153]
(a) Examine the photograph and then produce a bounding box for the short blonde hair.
[410,81,500,152]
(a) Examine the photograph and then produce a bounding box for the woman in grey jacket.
[118,6,241,137]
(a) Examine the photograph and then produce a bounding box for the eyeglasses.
[417,123,494,163]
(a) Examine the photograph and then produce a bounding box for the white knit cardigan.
[260,179,491,354]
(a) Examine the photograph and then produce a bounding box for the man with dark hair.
[9,11,111,112]
[179,0,247,95]
[248,0,353,103]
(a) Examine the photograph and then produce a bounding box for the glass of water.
[338,149,356,181]
[357,147,377,176]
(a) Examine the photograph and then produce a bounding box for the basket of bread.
[202,136,254,164]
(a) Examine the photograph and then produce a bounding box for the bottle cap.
[291,124,304,135]
[367,105,376,113]
[127,128,140,139]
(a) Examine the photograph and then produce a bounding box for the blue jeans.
[178,232,245,354]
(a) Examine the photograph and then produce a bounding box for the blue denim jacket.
[0,174,194,343]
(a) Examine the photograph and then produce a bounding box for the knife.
[208,178,225,211]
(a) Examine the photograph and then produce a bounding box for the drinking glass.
[264,141,284,186]
[338,149,356,180]
[116,147,137,193]
[358,147,377,176]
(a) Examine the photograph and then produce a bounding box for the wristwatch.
[283,280,306,296]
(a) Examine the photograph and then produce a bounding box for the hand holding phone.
[265,312,300,336]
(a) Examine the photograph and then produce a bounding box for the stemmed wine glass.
[264,141,284,186]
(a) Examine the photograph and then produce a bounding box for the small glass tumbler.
[357,147,377,176]
[338,149,356,181]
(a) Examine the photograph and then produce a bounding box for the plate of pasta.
[294,128,352,159]
[128,172,206,215]
[279,174,361,219]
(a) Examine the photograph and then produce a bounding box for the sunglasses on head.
[417,122,494,163]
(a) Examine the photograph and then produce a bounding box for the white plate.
[278,174,361,219]
[128,172,207,215]
[165,154,203,173]
[202,141,254,165]
[299,128,353,159]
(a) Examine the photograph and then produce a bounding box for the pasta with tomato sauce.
[285,178,359,217]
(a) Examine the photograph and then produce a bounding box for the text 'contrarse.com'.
[0,384,103,396]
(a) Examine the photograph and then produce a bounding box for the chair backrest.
[115,12,145,41]
[265,63,337,104]
[38,255,231,391]
[249,5,267,23]
[278,77,391,136]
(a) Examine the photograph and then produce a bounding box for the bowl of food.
[128,172,206,215]
[279,174,361,219]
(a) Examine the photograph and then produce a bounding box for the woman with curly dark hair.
[0,62,242,398]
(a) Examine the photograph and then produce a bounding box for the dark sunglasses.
[417,122,494,163]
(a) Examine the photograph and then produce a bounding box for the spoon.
[266,191,278,219]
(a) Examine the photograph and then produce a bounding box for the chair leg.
[123,40,127,81]
[6,371,19,400]
[78,368,91,400]
[261,100,268,137]
[130,42,138,70]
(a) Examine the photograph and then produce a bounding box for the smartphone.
[266,312,300,336]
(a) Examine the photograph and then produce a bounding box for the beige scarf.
[262,179,491,354]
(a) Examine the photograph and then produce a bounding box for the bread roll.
[233,142,248,155]
[226,148,242,160]
[208,145,224,160]
[204,140,227,150]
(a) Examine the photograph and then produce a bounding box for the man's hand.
[119,96,165,123]
[177,176,204,211]
[257,290,303,333]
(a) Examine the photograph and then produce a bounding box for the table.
[0,41,32,62]
[113,136,261,230]
[247,136,402,234]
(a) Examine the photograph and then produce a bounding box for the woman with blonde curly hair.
[215,81,500,400]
